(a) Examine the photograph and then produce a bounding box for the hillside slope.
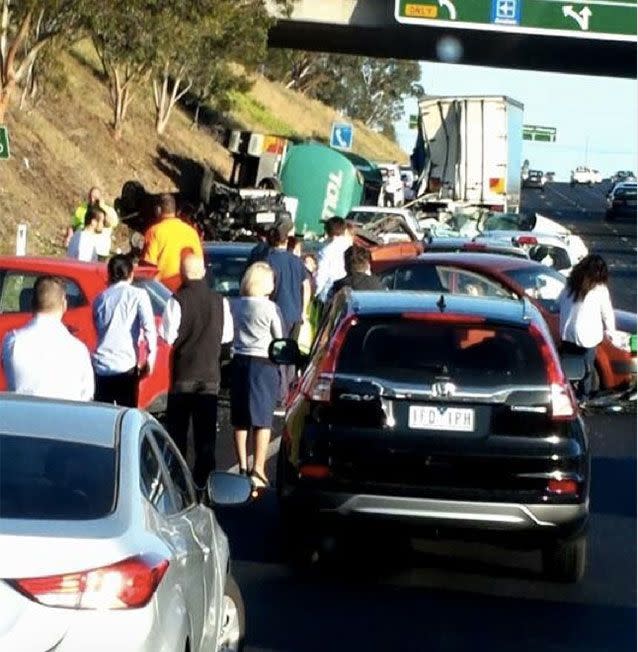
[0,45,407,256]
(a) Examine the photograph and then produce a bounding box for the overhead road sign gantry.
[396,0,636,41]
[523,125,557,141]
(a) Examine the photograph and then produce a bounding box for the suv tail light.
[530,323,577,420]
[10,555,169,610]
[514,235,538,246]
[300,316,358,402]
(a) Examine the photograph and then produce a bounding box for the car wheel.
[590,365,601,394]
[217,575,245,651]
[542,536,587,582]
[605,210,614,222]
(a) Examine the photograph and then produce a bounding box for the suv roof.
[345,290,540,328]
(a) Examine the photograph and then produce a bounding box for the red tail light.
[401,312,485,323]
[11,555,169,610]
[529,323,577,420]
[299,464,332,479]
[463,242,487,251]
[547,478,579,495]
[300,316,358,402]
[515,235,538,246]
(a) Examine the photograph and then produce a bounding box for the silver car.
[0,394,250,651]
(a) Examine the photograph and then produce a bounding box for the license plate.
[255,212,276,224]
[409,405,475,432]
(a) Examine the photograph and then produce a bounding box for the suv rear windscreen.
[337,318,547,386]
[0,435,117,520]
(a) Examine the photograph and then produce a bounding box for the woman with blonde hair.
[231,262,283,487]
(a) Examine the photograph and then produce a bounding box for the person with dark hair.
[65,186,119,259]
[558,254,616,400]
[142,193,203,292]
[92,254,157,407]
[329,245,385,299]
[1,276,94,400]
[67,205,105,262]
[315,216,352,302]
[246,213,294,268]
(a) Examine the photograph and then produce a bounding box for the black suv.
[270,290,590,582]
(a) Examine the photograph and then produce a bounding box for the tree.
[151,0,272,136]
[264,51,422,135]
[0,0,84,122]
[86,1,155,139]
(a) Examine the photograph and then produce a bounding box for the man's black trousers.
[166,392,218,487]
[94,368,138,408]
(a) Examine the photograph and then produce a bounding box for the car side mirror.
[268,338,308,367]
[206,471,252,507]
[561,354,587,382]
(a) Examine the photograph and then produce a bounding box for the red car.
[0,257,171,413]
[374,253,637,392]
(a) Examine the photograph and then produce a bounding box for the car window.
[528,245,571,272]
[0,272,86,314]
[483,212,535,232]
[0,434,116,520]
[451,269,514,298]
[504,266,566,312]
[152,431,196,511]
[132,277,171,317]
[393,264,448,292]
[140,435,175,515]
[337,319,547,387]
[204,251,250,297]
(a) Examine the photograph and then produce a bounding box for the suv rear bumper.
[284,490,588,542]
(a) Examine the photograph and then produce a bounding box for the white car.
[347,206,423,242]
[570,167,600,185]
[0,395,249,652]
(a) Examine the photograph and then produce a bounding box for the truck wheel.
[258,176,282,192]
[542,536,587,583]
[218,575,245,651]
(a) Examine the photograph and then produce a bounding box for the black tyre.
[258,176,282,192]
[218,574,245,651]
[542,536,587,583]
[605,210,614,222]
[200,167,215,207]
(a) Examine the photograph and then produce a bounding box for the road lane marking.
[227,435,281,473]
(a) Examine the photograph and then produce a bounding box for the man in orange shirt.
[142,194,203,292]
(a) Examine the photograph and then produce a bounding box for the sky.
[395,62,637,181]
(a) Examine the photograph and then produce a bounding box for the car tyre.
[542,536,587,583]
[604,210,614,222]
[218,574,245,651]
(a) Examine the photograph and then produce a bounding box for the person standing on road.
[558,254,616,401]
[265,221,311,399]
[67,205,105,262]
[315,217,352,303]
[92,255,157,408]
[159,254,233,487]
[328,245,385,300]
[231,262,283,488]
[65,186,119,260]
[1,276,94,401]
[142,194,203,292]
[246,214,295,269]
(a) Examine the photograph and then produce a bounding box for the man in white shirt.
[1,276,94,401]
[315,217,353,303]
[67,205,104,262]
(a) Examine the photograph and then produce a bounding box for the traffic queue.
[0,186,636,652]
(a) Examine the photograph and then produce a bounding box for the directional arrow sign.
[396,0,636,41]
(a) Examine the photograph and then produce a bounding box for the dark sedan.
[522,170,546,189]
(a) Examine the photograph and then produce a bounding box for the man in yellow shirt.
[142,194,203,292]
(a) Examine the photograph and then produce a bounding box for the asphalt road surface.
[213,184,636,652]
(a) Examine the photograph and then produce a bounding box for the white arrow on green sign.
[395,0,636,41]
[523,125,557,142]
[0,126,9,161]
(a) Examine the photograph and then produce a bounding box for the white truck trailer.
[414,95,524,213]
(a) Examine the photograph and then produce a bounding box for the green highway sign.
[523,125,557,142]
[0,126,9,160]
[409,114,419,129]
[396,0,636,41]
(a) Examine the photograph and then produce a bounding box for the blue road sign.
[491,0,521,25]
[330,122,354,150]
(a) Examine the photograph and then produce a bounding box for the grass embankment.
[0,41,407,255]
